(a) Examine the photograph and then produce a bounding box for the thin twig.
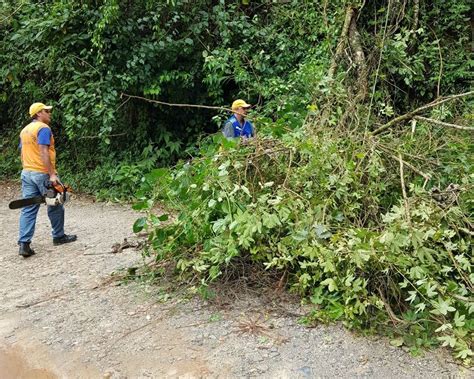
[413,116,474,131]
[319,6,355,127]
[282,150,293,188]
[397,156,431,183]
[16,292,66,308]
[322,0,329,31]
[459,227,474,237]
[78,133,127,140]
[372,90,474,135]
[446,251,474,291]
[398,153,412,227]
[377,142,440,166]
[377,287,406,325]
[365,0,392,128]
[115,95,132,112]
[70,54,102,76]
[121,93,237,115]
[281,186,308,203]
[376,144,432,182]
[427,25,443,98]
[106,320,155,349]
[0,1,26,24]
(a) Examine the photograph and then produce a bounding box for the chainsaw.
[8,180,71,210]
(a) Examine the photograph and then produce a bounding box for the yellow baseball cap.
[29,102,53,117]
[231,99,251,111]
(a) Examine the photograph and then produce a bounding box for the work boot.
[53,234,77,246]
[19,242,35,258]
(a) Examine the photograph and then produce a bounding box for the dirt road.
[0,181,470,378]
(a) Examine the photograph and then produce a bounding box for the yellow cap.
[29,102,53,117]
[231,99,251,111]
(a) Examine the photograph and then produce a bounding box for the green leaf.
[147,168,168,180]
[314,224,332,239]
[390,337,404,347]
[454,311,466,327]
[320,278,338,292]
[414,303,426,313]
[435,323,452,333]
[132,200,149,210]
[158,214,169,222]
[405,291,417,304]
[310,287,324,305]
[208,199,217,208]
[437,335,456,348]
[133,217,147,233]
[430,298,456,316]
[426,283,437,298]
[455,348,473,359]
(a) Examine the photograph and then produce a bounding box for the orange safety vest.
[20,121,56,173]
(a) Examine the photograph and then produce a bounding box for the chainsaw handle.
[44,180,69,194]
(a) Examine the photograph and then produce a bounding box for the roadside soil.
[0,181,471,379]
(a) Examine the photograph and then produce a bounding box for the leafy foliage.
[138,125,473,363]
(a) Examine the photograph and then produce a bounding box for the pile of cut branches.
[134,109,472,362]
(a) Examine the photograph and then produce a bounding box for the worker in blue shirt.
[222,99,255,139]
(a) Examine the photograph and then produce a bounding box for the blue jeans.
[18,170,64,243]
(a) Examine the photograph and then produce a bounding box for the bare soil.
[0,181,471,379]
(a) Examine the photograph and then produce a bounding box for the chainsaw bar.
[8,196,45,210]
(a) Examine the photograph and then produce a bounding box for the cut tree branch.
[397,156,431,183]
[372,90,474,135]
[413,116,474,131]
[376,143,432,182]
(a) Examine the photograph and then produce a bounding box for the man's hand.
[49,173,59,184]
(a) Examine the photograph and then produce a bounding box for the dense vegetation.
[1,0,473,363]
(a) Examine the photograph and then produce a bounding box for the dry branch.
[398,153,412,227]
[78,133,127,140]
[365,0,393,127]
[377,287,406,325]
[376,143,432,182]
[120,93,255,120]
[372,90,474,135]
[121,93,233,113]
[413,116,474,131]
[396,157,431,183]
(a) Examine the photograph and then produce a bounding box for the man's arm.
[222,121,234,139]
[39,145,58,183]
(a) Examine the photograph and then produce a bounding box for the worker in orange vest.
[17,102,77,257]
